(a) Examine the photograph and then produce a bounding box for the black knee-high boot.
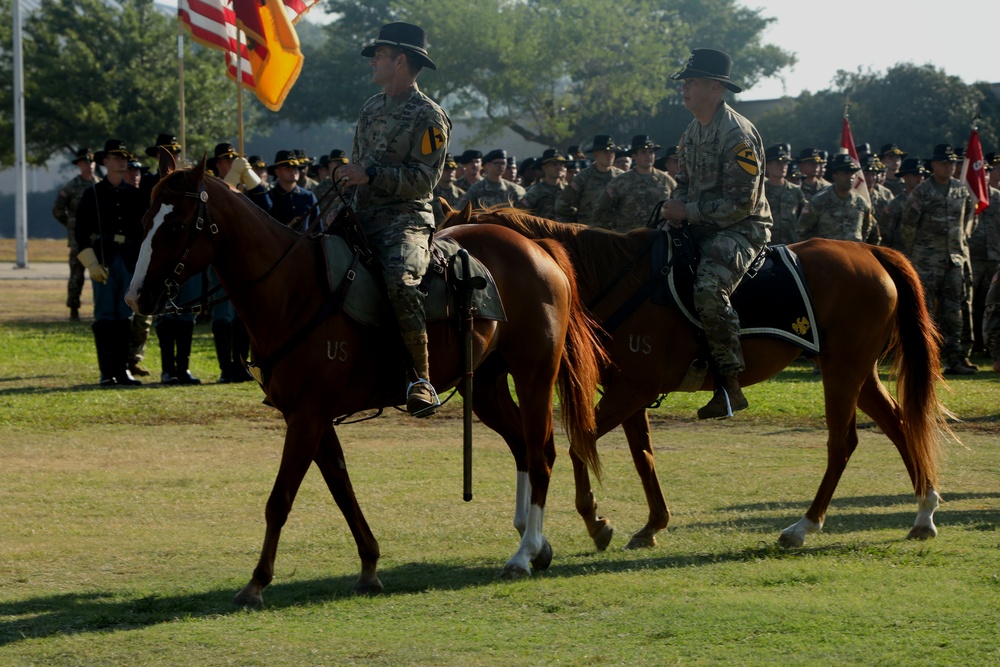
[174,320,201,384]
[92,320,117,386]
[156,319,178,384]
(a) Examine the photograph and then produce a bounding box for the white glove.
[223,157,249,188]
[240,160,262,189]
[78,247,108,284]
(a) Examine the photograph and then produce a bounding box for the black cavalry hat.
[144,133,181,157]
[94,139,130,163]
[247,155,266,169]
[328,149,349,165]
[206,142,239,173]
[930,144,958,162]
[70,147,94,165]
[859,155,886,173]
[628,135,661,153]
[880,143,907,158]
[539,148,566,165]
[670,48,742,93]
[764,144,791,163]
[583,135,616,153]
[443,153,458,169]
[826,153,861,174]
[795,148,826,164]
[361,22,437,71]
[267,149,301,175]
[896,157,928,176]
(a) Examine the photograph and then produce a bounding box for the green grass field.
[1,284,998,666]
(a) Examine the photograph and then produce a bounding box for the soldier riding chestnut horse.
[125,153,606,607]
[443,205,954,551]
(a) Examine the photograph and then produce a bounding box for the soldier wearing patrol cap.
[901,144,977,374]
[74,139,148,386]
[555,134,624,225]
[594,134,676,231]
[661,48,772,419]
[52,148,100,321]
[457,149,526,210]
[520,148,567,219]
[797,153,878,244]
[334,21,452,417]
[795,148,830,201]
[763,143,805,246]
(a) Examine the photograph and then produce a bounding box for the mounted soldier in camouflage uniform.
[336,22,452,417]
[661,48,772,420]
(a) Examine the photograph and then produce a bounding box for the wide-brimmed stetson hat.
[94,139,130,163]
[361,22,437,71]
[583,135,617,153]
[144,133,181,158]
[70,148,94,165]
[267,149,301,176]
[826,153,861,175]
[206,143,239,173]
[670,48,742,93]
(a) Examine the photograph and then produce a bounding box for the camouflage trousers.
[67,247,86,310]
[970,256,997,352]
[983,272,1000,362]
[367,221,433,335]
[915,259,965,364]
[689,227,762,376]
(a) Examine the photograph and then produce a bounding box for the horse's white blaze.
[513,471,530,536]
[125,203,172,310]
[913,487,940,535]
[505,504,545,574]
[780,515,823,547]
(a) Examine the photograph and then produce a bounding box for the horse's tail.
[535,237,608,481]
[870,245,954,497]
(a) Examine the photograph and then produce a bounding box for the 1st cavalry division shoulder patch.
[733,142,759,177]
[421,127,445,155]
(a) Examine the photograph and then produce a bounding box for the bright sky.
[741,0,999,100]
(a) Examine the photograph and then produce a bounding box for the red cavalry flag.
[839,114,871,203]
[960,127,990,214]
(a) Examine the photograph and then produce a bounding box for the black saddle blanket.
[654,233,821,355]
[321,234,506,327]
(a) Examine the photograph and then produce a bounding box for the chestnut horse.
[125,156,605,608]
[444,206,953,550]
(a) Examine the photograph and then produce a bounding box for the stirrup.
[406,379,440,418]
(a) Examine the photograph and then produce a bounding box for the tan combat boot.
[401,331,440,418]
[697,374,749,420]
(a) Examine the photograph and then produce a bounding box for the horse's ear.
[439,197,454,215]
[157,147,176,176]
[459,201,473,225]
[189,152,208,185]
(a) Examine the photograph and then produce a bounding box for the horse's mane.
[467,208,653,291]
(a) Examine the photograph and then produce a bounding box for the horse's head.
[126,151,222,315]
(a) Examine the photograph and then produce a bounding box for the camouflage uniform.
[799,178,830,202]
[884,177,906,198]
[882,193,910,251]
[593,168,676,231]
[351,83,451,335]
[520,180,564,219]
[970,185,1000,349]
[456,178,525,210]
[52,174,100,310]
[901,177,975,365]
[869,182,894,243]
[554,164,624,225]
[763,180,805,245]
[431,181,464,225]
[673,102,772,375]
[983,270,1000,364]
[797,187,878,243]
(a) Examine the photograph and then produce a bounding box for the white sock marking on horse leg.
[513,471,530,537]
[913,487,940,536]
[505,503,545,574]
[780,515,823,547]
[126,203,171,310]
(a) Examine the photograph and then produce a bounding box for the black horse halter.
[159,186,223,314]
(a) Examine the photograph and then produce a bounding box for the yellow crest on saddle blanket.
[320,234,506,327]
[733,142,759,177]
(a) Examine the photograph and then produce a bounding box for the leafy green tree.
[0,0,264,167]
[283,0,793,148]
[756,64,1000,158]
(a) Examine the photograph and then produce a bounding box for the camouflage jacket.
[883,177,906,198]
[763,180,805,245]
[456,178,526,211]
[800,178,831,201]
[594,168,676,231]
[869,183,894,223]
[797,186,878,244]
[672,102,771,245]
[901,177,974,266]
[520,180,565,219]
[52,174,101,248]
[350,84,452,233]
[883,191,915,251]
[554,165,624,225]
[969,185,1000,262]
[433,181,465,207]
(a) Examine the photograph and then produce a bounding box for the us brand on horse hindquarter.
[124,153,607,608]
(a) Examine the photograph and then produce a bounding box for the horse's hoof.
[778,531,805,549]
[591,518,614,552]
[500,564,531,580]
[907,525,937,541]
[624,533,657,550]
[233,584,264,610]
[352,576,384,596]
[531,539,553,571]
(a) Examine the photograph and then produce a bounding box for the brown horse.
[444,205,954,551]
[125,155,605,608]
